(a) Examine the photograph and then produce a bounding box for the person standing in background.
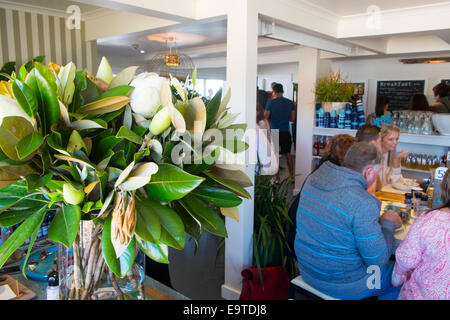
[430,82,450,113]
[367,96,391,127]
[264,83,296,183]
[408,93,430,111]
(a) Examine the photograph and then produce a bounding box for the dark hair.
[408,93,430,111]
[273,83,284,94]
[256,89,268,122]
[356,124,380,143]
[343,142,381,173]
[322,134,357,166]
[375,96,389,117]
[432,82,449,98]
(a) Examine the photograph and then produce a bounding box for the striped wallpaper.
[0,7,97,73]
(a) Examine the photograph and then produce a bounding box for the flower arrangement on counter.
[0,56,252,299]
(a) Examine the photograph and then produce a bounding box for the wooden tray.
[376,191,405,203]
[0,274,37,300]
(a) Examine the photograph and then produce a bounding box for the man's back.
[294,161,394,297]
[265,97,294,132]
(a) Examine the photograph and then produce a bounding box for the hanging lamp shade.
[146,38,195,80]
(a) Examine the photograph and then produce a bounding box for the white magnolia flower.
[129,72,164,118]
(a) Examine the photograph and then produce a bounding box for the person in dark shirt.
[264,83,296,182]
[430,82,450,113]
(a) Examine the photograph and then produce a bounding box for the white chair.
[290,275,340,300]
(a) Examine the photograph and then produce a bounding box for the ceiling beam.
[258,20,353,56]
[72,0,197,23]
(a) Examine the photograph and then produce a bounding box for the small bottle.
[404,193,413,209]
[46,270,60,300]
[413,191,422,217]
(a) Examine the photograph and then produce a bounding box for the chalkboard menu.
[376,80,425,110]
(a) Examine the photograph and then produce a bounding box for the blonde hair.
[380,124,400,167]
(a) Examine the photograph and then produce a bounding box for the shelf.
[313,127,450,147]
[401,168,430,174]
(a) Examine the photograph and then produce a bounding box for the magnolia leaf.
[214,88,231,121]
[48,204,81,248]
[25,68,60,135]
[84,180,99,195]
[136,235,169,264]
[210,166,253,188]
[220,206,240,222]
[144,163,204,201]
[0,80,13,98]
[214,146,246,171]
[136,195,185,250]
[119,162,158,191]
[114,160,135,188]
[54,154,99,172]
[0,206,47,269]
[0,165,34,188]
[205,88,222,129]
[102,214,136,278]
[66,130,87,154]
[217,112,240,129]
[204,170,251,199]
[148,139,163,162]
[116,126,143,145]
[12,80,38,119]
[15,132,44,160]
[97,190,115,218]
[184,97,206,136]
[77,96,130,115]
[109,66,139,88]
[0,116,36,161]
[96,56,113,85]
[191,186,243,208]
[170,75,186,102]
[58,62,76,105]
[135,197,161,243]
[98,85,134,100]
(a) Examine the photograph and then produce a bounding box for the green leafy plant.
[0,57,251,299]
[253,174,293,284]
[315,70,354,103]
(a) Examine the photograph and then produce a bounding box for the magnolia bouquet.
[0,56,251,299]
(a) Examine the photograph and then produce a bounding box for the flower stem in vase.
[109,269,124,300]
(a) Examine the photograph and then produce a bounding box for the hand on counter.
[380,209,403,229]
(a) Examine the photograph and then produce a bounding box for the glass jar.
[58,220,146,300]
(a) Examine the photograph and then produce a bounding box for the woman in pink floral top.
[392,170,450,300]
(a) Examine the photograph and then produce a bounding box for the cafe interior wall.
[0,5,98,72]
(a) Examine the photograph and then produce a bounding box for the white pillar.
[221,0,258,300]
[294,47,320,193]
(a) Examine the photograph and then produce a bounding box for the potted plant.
[240,173,293,300]
[315,70,354,112]
[0,56,251,300]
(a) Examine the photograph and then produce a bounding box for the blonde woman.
[377,124,409,189]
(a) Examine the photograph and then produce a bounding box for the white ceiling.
[5,0,450,70]
[302,0,447,16]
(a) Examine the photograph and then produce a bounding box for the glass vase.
[57,220,146,300]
